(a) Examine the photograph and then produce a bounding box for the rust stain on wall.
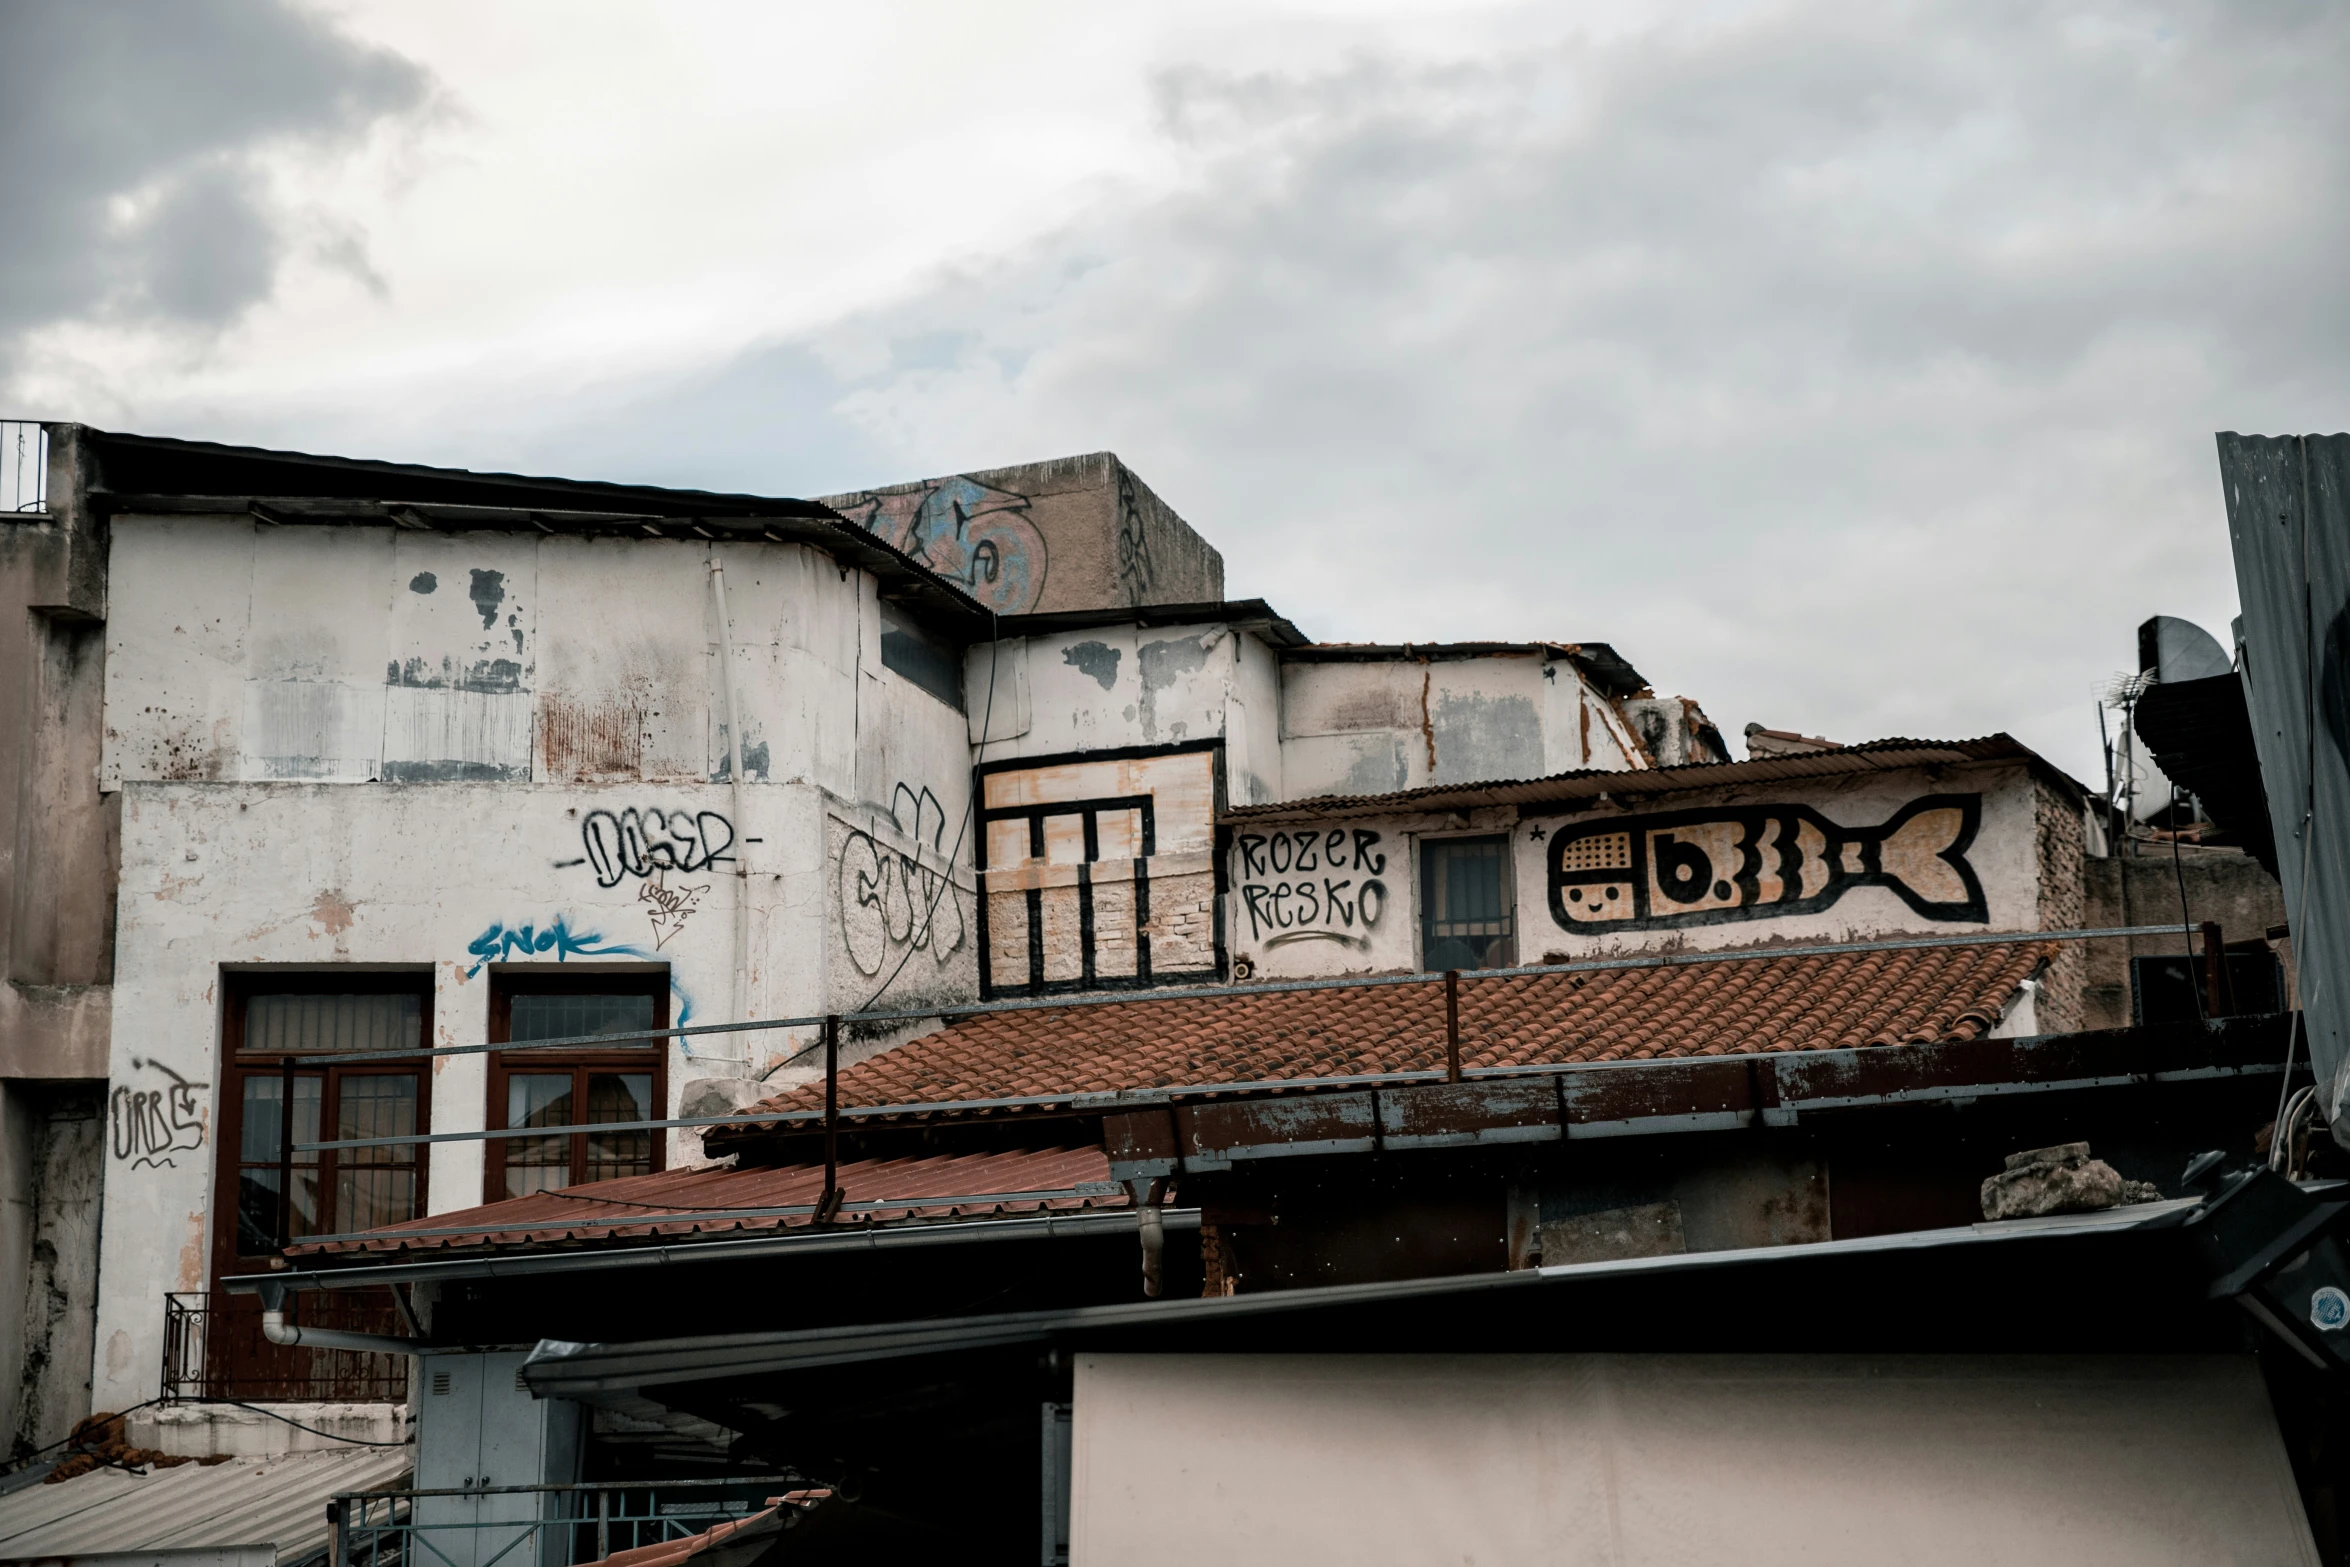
[309,889,357,936]
[176,1209,205,1292]
[539,694,647,780]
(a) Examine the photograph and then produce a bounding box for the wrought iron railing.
[1,422,47,513]
[164,1289,409,1403]
[334,1477,806,1567]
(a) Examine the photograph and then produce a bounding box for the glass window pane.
[509,993,657,1044]
[237,1166,321,1247]
[237,1075,321,1251]
[335,1075,420,1231]
[504,1073,574,1198]
[246,993,421,1055]
[583,1074,654,1184]
[337,1168,416,1234]
[237,1168,282,1254]
[240,1076,321,1165]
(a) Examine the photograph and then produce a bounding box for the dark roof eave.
[992,598,1312,648]
[1219,733,2091,824]
[96,495,994,639]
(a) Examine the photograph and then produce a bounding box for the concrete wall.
[1234,762,2062,986]
[0,425,113,1079]
[822,452,1223,616]
[1072,1354,2318,1566]
[1,1082,103,1463]
[2081,845,2289,1030]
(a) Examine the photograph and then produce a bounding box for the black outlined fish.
[1545,794,1987,931]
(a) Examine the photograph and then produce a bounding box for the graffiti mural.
[838,783,968,978]
[463,916,694,1020]
[111,1057,207,1168]
[575,807,734,888]
[978,744,1220,996]
[1235,829,1390,949]
[831,476,1047,615]
[1545,794,1988,933]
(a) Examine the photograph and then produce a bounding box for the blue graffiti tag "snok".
[463,916,694,1021]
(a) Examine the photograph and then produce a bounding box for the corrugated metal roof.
[290,1146,1123,1258]
[0,1445,411,1565]
[1219,734,2073,825]
[2219,432,2350,1108]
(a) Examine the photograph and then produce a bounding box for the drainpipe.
[703,557,752,1065]
[256,1281,416,1355]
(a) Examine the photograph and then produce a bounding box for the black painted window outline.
[972,741,1226,999]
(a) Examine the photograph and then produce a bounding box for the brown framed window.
[212,973,432,1276]
[485,971,668,1202]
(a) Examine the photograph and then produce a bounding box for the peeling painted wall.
[1280,653,1642,800]
[89,518,981,1409]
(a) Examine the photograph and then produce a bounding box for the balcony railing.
[1,421,47,513]
[164,1289,409,1403]
[335,1477,807,1567]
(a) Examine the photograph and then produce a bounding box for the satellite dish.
[2137,615,2232,685]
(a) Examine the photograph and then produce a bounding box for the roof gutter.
[229,1207,1202,1295]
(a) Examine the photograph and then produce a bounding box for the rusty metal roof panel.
[1219,734,2071,824]
[290,1146,1123,1259]
[0,1445,412,1565]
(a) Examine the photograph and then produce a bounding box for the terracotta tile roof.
[288,1146,1122,1258]
[734,941,2056,1127]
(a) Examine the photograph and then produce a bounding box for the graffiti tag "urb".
[582,808,735,888]
[111,1058,208,1169]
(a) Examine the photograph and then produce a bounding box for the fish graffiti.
[1545,794,1988,932]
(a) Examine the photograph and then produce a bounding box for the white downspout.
[705,557,753,1064]
[261,1308,416,1356]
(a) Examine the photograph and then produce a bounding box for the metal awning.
[521,1200,2203,1399]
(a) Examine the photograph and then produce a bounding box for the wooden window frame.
[484,968,670,1204]
[210,970,433,1283]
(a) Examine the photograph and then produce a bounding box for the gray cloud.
[0,0,428,367]
[268,0,2350,784]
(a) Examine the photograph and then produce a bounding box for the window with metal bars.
[485,974,667,1201]
[1419,835,1516,971]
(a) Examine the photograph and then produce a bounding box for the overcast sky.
[4,0,2344,784]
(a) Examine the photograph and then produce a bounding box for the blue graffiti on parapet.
[464,916,695,1021]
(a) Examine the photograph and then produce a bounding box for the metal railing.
[336,1477,801,1567]
[1,421,47,513]
[164,1289,409,1402]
